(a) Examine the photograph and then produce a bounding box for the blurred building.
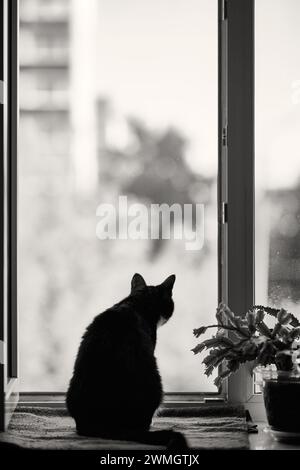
[20,0,101,194]
[20,0,70,182]
[267,186,300,304]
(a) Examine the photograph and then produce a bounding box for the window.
[20,68,69,110]
[20,0,69,22]
[3,0,272,430]
[255,0,300,315]
[19,0,218,393]
[220,0,256,406]
[20,28,69,64]
[0,0,18,431]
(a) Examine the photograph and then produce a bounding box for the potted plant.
[192,303,300,440]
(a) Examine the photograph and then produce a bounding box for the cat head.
[130,273,176,326]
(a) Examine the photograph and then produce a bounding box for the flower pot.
[261,368,300,441]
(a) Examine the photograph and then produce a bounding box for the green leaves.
[256,340,277,367]
[192,337,225,355]
[246,309,265,334]
[217,303,237,328]
[277,309,293,325]
[191,343,206,355]
[246,311,256,333]
[193,326,207,338]
[214,370,231,388]
[256,309,265,323]
[256,321,272,338]
[192,303,300,386]
[252,305,300,328]
[290,327,300,339]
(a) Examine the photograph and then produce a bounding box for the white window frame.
[219,0,265,420]
[0,0,19,431]
[2,0,269,425]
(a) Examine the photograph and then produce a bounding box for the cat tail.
[77,428,188,450]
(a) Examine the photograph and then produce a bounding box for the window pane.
[255,0,300,314]
[19,0,218,392]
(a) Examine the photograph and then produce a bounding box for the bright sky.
[256,0,300,190]
[94,0,218,177]
[73,0,300,187]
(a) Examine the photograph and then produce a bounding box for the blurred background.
[255,1,300,316]
[19,0,218,392]
[19,0,300,393]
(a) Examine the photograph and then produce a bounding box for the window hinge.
[0,340,4,365]
[222,202,228,224]
[222,125,228,147]
[221,0,228,21]
[0,80,4,105]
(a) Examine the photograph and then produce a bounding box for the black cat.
[66,273,187,449]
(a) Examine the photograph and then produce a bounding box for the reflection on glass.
[256,0,300,315]
[19,0,218,391]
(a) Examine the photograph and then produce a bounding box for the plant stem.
[205,324,250,339]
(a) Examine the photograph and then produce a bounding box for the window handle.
[222,202,228,224]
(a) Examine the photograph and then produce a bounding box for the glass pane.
[19,0,218,391]
[255,0,300,315]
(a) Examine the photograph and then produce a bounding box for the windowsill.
[18,392,226,408]
[18,395,297,450]
[249,423,300,450]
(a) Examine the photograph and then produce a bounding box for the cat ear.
[160,274,176,292]
[131,273,147,292]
